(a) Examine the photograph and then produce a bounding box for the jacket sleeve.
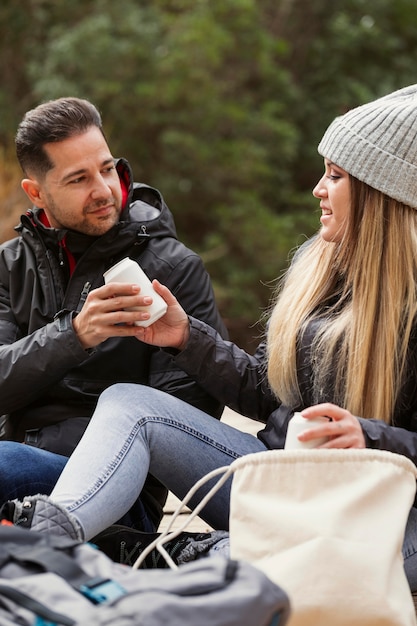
[0,238,93,416]
[148,253,229,419]
[360,417,417,466]
[170,317,277,423]
[0,311,90,415]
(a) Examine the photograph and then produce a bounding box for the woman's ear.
[21,178,45,207]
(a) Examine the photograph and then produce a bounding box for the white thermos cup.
[284,412,329,450]
[103,258,168,327]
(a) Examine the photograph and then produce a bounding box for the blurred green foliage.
[1,0,417,348]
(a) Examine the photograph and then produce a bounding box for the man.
[0,96,227,532]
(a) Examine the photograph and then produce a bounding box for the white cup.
[103,258,168,327]
[284,412,329,450]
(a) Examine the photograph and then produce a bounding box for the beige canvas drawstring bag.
[135,448,417,626]
[229,449,417,626]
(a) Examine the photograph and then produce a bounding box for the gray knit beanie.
[317,84,417,209]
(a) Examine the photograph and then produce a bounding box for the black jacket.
[174,317,417,467]
[0,159,228,452]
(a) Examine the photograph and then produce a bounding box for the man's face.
[23,127,123,236]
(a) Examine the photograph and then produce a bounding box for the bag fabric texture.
[0,524,290,626]
[229,449,417,626]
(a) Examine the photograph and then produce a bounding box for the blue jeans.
[49,383,417,591]
[0,443,67,501]
[50,384,266,538]
[403,507,417,591]
[0,440,153,533]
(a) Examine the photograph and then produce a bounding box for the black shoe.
[91,524,227,568]
[0,499,34,527]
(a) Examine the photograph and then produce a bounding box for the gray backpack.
[0,525,290,626]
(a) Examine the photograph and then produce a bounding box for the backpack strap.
[9,543,126,604]
[0,526,127,606]
[0,583,75,625]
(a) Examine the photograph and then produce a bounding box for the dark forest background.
[1,0,417,349]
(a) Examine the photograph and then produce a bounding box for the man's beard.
[44,194,121,236]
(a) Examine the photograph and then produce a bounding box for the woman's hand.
[299,403,366,449]
[134,280,190,350]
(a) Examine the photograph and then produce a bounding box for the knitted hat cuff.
[317,85,417,210]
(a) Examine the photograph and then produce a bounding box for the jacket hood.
[116,158,177,240]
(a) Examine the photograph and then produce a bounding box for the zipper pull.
[78,281,91,312]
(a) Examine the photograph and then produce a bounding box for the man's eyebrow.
[61,158,115,183]
[61,168,86,183]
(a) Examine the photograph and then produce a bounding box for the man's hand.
[299,403,366,449]
[72,282,156,349]
[72,280,190,350]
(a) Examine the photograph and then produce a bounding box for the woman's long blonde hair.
[267,176,417,423]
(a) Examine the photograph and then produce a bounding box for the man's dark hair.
[15,97,104,178]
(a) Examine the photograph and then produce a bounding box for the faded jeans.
[50,384,265,537]
[49,383,417,591]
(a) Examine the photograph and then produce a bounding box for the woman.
[6,85,417,587]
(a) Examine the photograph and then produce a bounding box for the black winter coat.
[0,159,227,452]
[174,317,417,468]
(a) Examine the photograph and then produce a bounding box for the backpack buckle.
[80,577,127,604]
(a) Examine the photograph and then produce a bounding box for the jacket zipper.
[77,282,91,313]
[22,213,62,313]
